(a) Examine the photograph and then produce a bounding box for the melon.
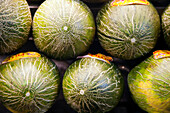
[33,0,95,60]
[128,50,170,113]
[96,0,160,60]
[62,56,124,113]
[0,52,60,113]
[82,0,110,3]
[162,5,170,47]
[0,0,32,54]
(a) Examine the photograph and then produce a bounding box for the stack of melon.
[0,0,169,113]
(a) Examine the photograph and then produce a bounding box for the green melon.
[0,52,60,113]
[0,0,32,54]
[128,50,170,113]
[63,57,124,113]
[162,5,170,47]
[96,1,160,60]
[33,0,95,60]
[82,0,110,3]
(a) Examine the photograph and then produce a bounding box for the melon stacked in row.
[0,0,169,60]
[0,0,169,113]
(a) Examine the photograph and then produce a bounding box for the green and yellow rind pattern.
[0,56,60,113]
[0,0,32,54]
[33,0,95,60]
[63,58,124,113]
[96,2,160,60]
[128,56,170,113]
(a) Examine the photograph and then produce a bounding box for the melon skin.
[128,55,170,113]
[96,2,160,60]
[0,55,60,113]
[33,0,96,60]
[162,5,170,47]
[63,58,124,113]
[0,0,32,54]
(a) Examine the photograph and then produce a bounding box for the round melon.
[63,57,124,113]
[0,52,60,113]
[82,0,110,3]
[96,1,160,60]
[33,0,95,60]
[162,5,170,47]
[128,50,170,113]
[0,0,32,54]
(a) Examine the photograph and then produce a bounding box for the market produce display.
[162,5,170,47]
[0,52,60,113]
[96,0,160,60]
[33,0,95,60]
[128,50,170,113]
[63,54,124,113]
[0,0,169,113]
[0,0,32,54]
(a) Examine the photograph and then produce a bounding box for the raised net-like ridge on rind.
[96,2,160,60]
[0,0,32,54]
[128,56,170,113]
[162,5,170,47]
[63,58,124,113]
[0,57,60,113]
[33,0,95,60]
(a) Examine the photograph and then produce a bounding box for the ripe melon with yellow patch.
[128,50,170,113]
